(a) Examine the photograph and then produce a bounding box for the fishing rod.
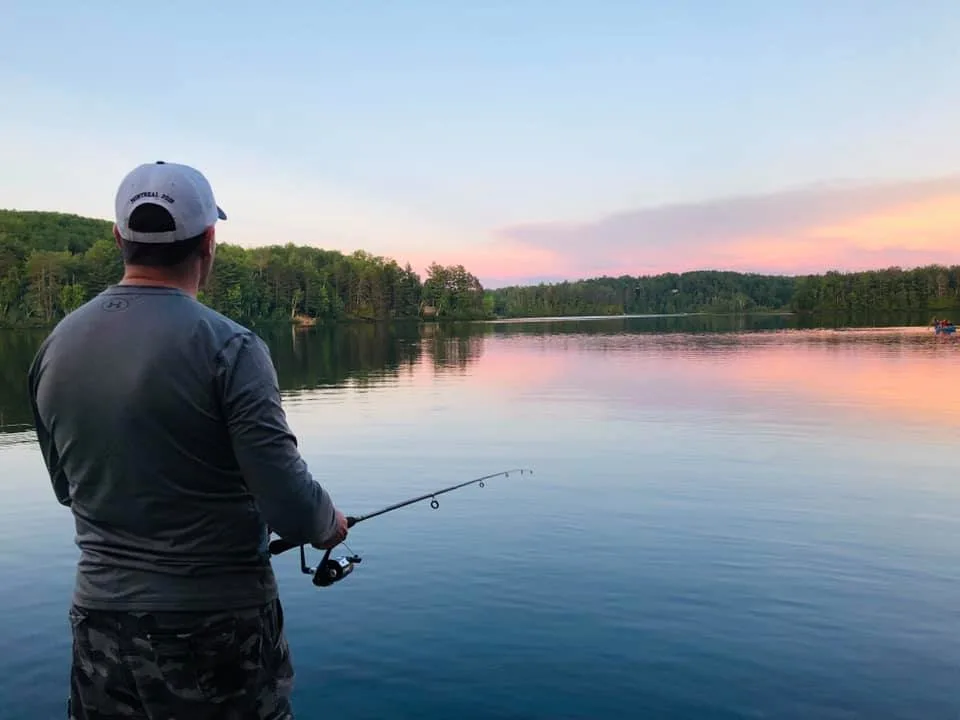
[269,468,532,588]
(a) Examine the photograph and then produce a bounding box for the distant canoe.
[934,324,956,335]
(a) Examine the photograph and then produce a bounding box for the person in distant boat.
[28,161,348,719]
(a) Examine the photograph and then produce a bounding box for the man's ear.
[113,224,123,249]
[200,226,216,258]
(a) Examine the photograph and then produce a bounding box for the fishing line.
[269,468,533,588]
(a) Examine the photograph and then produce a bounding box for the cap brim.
[217,206,227,221]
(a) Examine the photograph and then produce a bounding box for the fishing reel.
[299,543,362,588]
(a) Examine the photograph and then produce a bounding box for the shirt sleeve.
[217,331,338,547]
[27,342,71,507]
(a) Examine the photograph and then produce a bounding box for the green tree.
[3,208,960,327]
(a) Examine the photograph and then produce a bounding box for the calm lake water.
[1,314,959,719]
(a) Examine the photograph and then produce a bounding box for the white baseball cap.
[114,161,227,244]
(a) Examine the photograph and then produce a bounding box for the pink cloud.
[475,176,960,286]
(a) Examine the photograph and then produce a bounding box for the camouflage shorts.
[67,598,295,719]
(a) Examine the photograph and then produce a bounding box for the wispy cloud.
[475,177,960,286]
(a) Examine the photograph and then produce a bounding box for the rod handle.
[268,538,299,555]
[268,516,359,555]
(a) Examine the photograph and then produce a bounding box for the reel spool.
[300,545,362,587]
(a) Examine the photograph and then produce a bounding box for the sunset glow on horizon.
[3,3,959,289]
[455,182,960,287]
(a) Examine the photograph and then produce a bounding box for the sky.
[1,0,959,287]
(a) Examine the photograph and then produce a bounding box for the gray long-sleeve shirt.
[28,284,338,612]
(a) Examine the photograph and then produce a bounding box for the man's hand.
[313,509,348,549]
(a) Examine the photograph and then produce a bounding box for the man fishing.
[27,161,348,719]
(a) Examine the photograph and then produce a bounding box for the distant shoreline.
[1,209,958,329]
[477,310,800,325]
[5,308,952,335]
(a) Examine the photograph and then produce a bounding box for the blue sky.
[1,1,959,285]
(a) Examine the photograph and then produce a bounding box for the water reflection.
[0,322,488,434]
[3,314,959,719]
[462,326,960,439]
[0,329,47,436]
[2,314,957,441]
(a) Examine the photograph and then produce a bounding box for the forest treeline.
[0,210,487,325]
[492,265,960,317]
[1,209,958,326]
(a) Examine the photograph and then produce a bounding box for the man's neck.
[119,268,199,298]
